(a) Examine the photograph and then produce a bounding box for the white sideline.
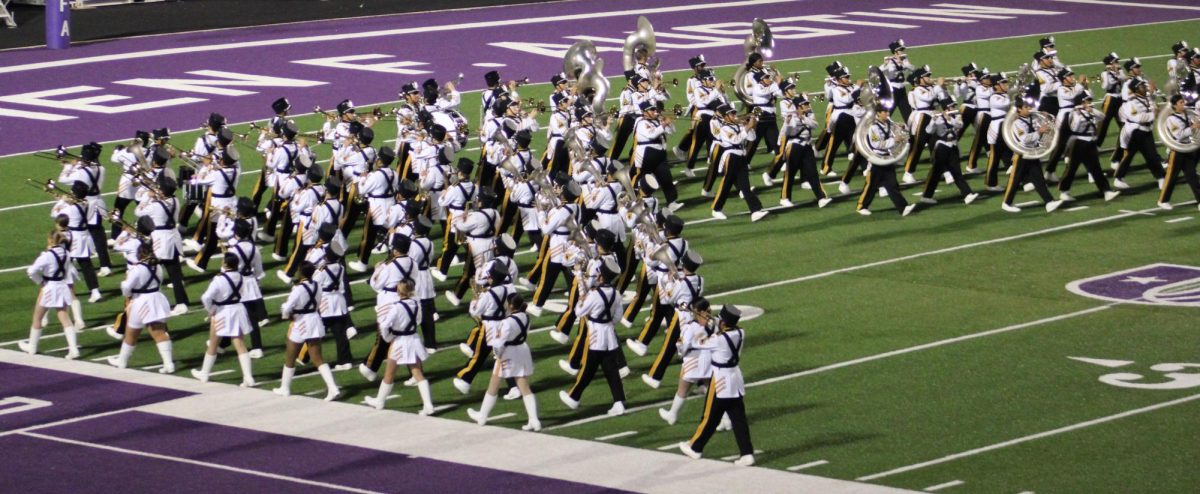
[19,431,385,494]
[857,392,1200,481]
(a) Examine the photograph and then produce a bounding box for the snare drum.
[434,110,470,148]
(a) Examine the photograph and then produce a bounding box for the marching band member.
[551,228,611,351]
[274,262,341,401]
[103,217,157,341]
[191,144,242,257]
[281,173,340,282]
[710,105,770,222]
[364,279,436,416]
[59,142,113,277]
[188,194,254,273]
[1038,36,1064,69]
[433,158,477,280]
[617,176,660,295]
[856,105,918,217]
[642,250,704,389]
[499,131,541,248]
[410,216,440,352]
[763,79,798,186]
[347,144,394,272]
[918,99,979,207]
[679,305,755,467]
[528,180,583,317]
[778,94,833,208]
[337,127,377,237]
[110,131,152,241]
[633,101,680,211]
[256,122,300,242]
[273,159,320,262]
[19,231,79,358]
[134,167,188,314]
[985,75,1013,191]
[359,235,416,382]
[1168,41,1191,79]
[1112,79,1165,190]
[1000,100,1064,213]
[744,70,783,162]
[107,242,175,373]
[1096,53,1126,147]
[607,73,641,163]
[543,93,572,175]
[217,220,267,358]
[52,182,103,303]
[683,71,722,179]
[193,253,256,387]
[466,292,540,431]
[672,55,709,168]
[559,258,627,416]
[966,66,993,172]
[1157,95,1200,210]
[823,68,864,177]
[452,263,514,394]
[311,226,355,369]
[1044,67,1089,180]
[446,189,499,307]
[1034,52,1061,115]
[955,64,981,156]
[1059,94,1120,203]
[1109,59,1149,169]
[250,97,291,208]
[184,116,229,234]
[901,66,940,184]
[882,39,914,120]
[658,297,713,425]
[625,214,686,348]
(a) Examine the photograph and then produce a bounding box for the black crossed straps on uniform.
[69,203,89,231]
[231,242,256,277]
[389,299,419,336]
[412,239,431,270]
[131,263,161,294]
[552,204,579,235]
[44,248,67,282]
[597,184,620,214]
[483,286,511,321]
[587,286,616,324]
[386,257,415,292]
[213,168,237,198]
[505,313,530,346]
[712,329,743,368]
[156,199,177,229]
[368,168,395,199]
[293,282,318,315]
[320,264,343,292]
[215,273,243,306]
[81,165,101,196]
[467,210,497,239]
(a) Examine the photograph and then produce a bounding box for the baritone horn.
[1156,103,1200,153]
[853,66,912,165]
[563,40,599,81]
[576,57,611,120]
[1000,63,1059,160]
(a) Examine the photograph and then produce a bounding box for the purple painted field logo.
[1066,263,1200,307]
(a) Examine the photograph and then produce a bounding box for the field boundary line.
[856,391,1200,481]
[19,431,385,494]
[545,303,1117,431]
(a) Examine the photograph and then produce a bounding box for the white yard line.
[657,442,681,451]
[1051,0,1200,11]
[721,449,763,461]
[923,480,965,492]
[207,369,234,377]
[489,412,517,421]
[20,432,385,494]
[1065,206,1088,212]
[787,460,829,471]
[1165,216,1192,223]
[0,407,136,438]
[856,392,1200,482]
[595,430,638,441]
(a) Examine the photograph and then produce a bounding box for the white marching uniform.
[419,163,450,221]
[282,280,324,343]
[469,283,513,352]
[541,203,580,266]
[357,166,397,227]
[315,263,348,318]
[202,271,253,337]
[410,237,437,300]
[678,318,714,383]
[113,231,142,264]
[660,272,703,325]
[58,161,106,222]
[28,246,76,309]
[575,284,623,351]
[135,197,182,260]
[335,144,375,184]
[492,312,533,378]
[987,93,1011,145]
[455,207,498,268]
[112,145,148,201]
[51,199,96,259]
[587,182,626,242]
[228,240,265,302]
[370,255,416,332]
[696,328,746,399]
[121,262,171,329]
[384,298,426,364]
[632,117,674,169]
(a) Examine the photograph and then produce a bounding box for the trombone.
[106,210,150,242]
[26,178,83,205]
[34,145,82,162]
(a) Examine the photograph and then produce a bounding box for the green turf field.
[2,19,1199,493]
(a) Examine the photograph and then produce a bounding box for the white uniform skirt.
[594,212,626,242]
[287,313,325,343]
[239,276,263,302]
[387,333,428,365]
[680,352,713,384]
[495,343,534,378]
[150,229,182,260]
[211,304,253,337]
[414,270,435,300]
[117,175,137,200]
[38,282,73,309]
[127,293,171,329]
[67,230,94,259]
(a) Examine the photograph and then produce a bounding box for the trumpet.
[312,105,338,119]
[514,76,531,87]
[521,99,547,113]
[27,178,83,204]
[670,104,686,117]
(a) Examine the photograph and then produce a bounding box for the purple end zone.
[26,410,627,493]
[0,0,1197,158]
[0,362,192,432]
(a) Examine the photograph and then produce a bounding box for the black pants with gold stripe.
[608,114,637,162]
[435,216,462,277]
[566,321,629,370]
[903,113,932,175]
[684,115,714,172]
[646,312,681,381]
[617,248,640,293]
[567,347,625,403]
[745,113,779,158]
[711,154,763,214]
[1114,129,1164,181]
[922,144,973,199]
[688,384,753,456]
[621,275,654,326]
[966,114,992,170]
[531,259,573,308]
[554,277,583,336]
[193,219,221,269]
[323,314,353,365]
[702,143,726,194]
[985,139,1012,189]
[1159,150,1200,204]
[362,333,390,373]
[1002,158,1053,206]
[822,114,856,175]
[634,301,673,347]
[457,323,492,384]
[1059,141,1112,194]
[780,143,826,201]
[525,235,550,283]
[1044,114,1075,174]
[1096,95,1122,147]
[857,165,908,212]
